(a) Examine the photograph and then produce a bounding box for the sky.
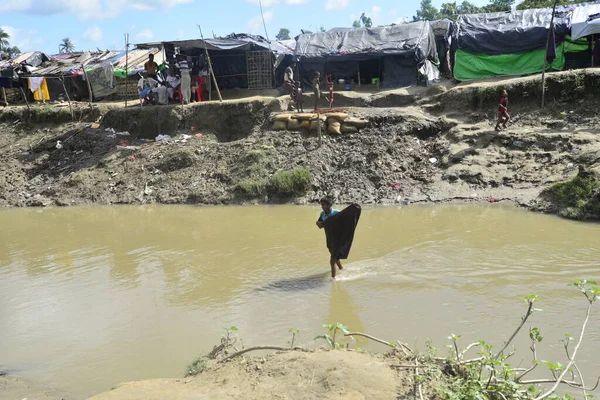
[0,0,491,55]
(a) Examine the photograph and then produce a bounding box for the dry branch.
[221,346,310,362]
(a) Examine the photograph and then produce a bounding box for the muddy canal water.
[1,205,599,397]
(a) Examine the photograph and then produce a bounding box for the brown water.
[0,204,599,398]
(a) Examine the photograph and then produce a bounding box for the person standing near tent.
[312,71,330,112]
[316,197,361,279]
[283,62,296,94]
[495,90,510,131]
[176,55,192,104]
[144,54,160,80]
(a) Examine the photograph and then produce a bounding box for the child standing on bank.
[495,90,510,131]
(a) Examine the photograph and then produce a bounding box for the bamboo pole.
[19,87,31,110]
[125,33,130,107]
[541,0,559,109]
[197,24,223,102]
[1,87,7,106]
[82,63,93,106]
[59,76,74,120]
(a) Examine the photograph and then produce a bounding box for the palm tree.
[59,37,75,54]
[0,28,10,51]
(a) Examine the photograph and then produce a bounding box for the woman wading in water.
[316,197,361,279]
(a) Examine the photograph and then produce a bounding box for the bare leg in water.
[330,258,344,278]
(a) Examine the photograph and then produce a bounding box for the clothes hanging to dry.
[28,77,50,101]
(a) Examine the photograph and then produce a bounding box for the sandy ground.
[0,375,79,400]
[87,350,423,400]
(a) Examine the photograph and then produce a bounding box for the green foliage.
[517,0,588,10]
[59,37,75,54]
[541,173,600,220]
[185,356,209,377]
[236,179,268,197]
[289,328,300,347]
[267,167,312,197]
[275,28,291,41]
[353,12,373,28]
[315,323,350,349]
[413,0,441,21]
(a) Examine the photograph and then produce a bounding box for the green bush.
[236,178,268,197]
[268,167,312,197]
[542,173,600,220]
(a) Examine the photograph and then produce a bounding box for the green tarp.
[453,44,566,81]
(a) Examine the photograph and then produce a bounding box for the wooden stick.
[19,87,31,110]
[125,33,129,108]
[82,64,93,106]
[59,76,74,120]
[197,24,223,102]
[221,346,309,362]
[541,0,559,109]
[1,87,7,106]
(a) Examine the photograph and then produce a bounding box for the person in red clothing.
[495,90,510,131]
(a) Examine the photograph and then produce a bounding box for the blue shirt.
[319,209,340,222]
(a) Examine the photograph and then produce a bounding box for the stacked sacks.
[271,112,368,134]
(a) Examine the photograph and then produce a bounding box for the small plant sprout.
[288,328,300,348]
[315,323,350,349]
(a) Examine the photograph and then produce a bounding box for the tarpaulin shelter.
[20,51,123,101]
[294,21,438,88]
[453,8,571,81]
[136,33,293,90]
[570,2,600,40]
[430,19,454,76]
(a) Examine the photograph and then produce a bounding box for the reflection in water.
[0,204,599,397]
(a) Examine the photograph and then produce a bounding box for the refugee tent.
[136,33,293,90]
[453,8,570,81]
[571,2,600,40]
[293,21,438,88]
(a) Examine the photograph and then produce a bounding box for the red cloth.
[499,97,508,112]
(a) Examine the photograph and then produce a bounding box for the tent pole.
[125,33,129,108]
[541,0,559,109]
[197,24,223,102]
[1,87,7,106]
[19,87,31,110]
[59,75,74,120]
[82,63,93,107]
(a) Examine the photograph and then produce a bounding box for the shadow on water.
[255,272,330,292]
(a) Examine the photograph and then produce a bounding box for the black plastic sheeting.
[294,21,437,62]
[455,8,570,55]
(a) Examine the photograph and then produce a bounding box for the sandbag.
[273,121,287,131]
[344,117,368,129]
[310,120,325,132]
[340,123,358,134]
[328,120,341,135]
[299,120,311,130]
[287,118,301,131]
[325,112,348,122]
[274,113,293,122]
[291,113,317,121]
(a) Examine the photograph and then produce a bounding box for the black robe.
[321,204,361,260]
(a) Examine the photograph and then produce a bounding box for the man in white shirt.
[152,83,169,105]
[175,55,192,104]
[166,67,181,100]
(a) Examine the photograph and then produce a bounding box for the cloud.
[0,0,193,20]
[135,29,154,41]
[285,0,307,3]
[82,26,103,42]
[247,10,274,34]
[0,25,45,51]
[371,5,381,17]
[325,0,349,11]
